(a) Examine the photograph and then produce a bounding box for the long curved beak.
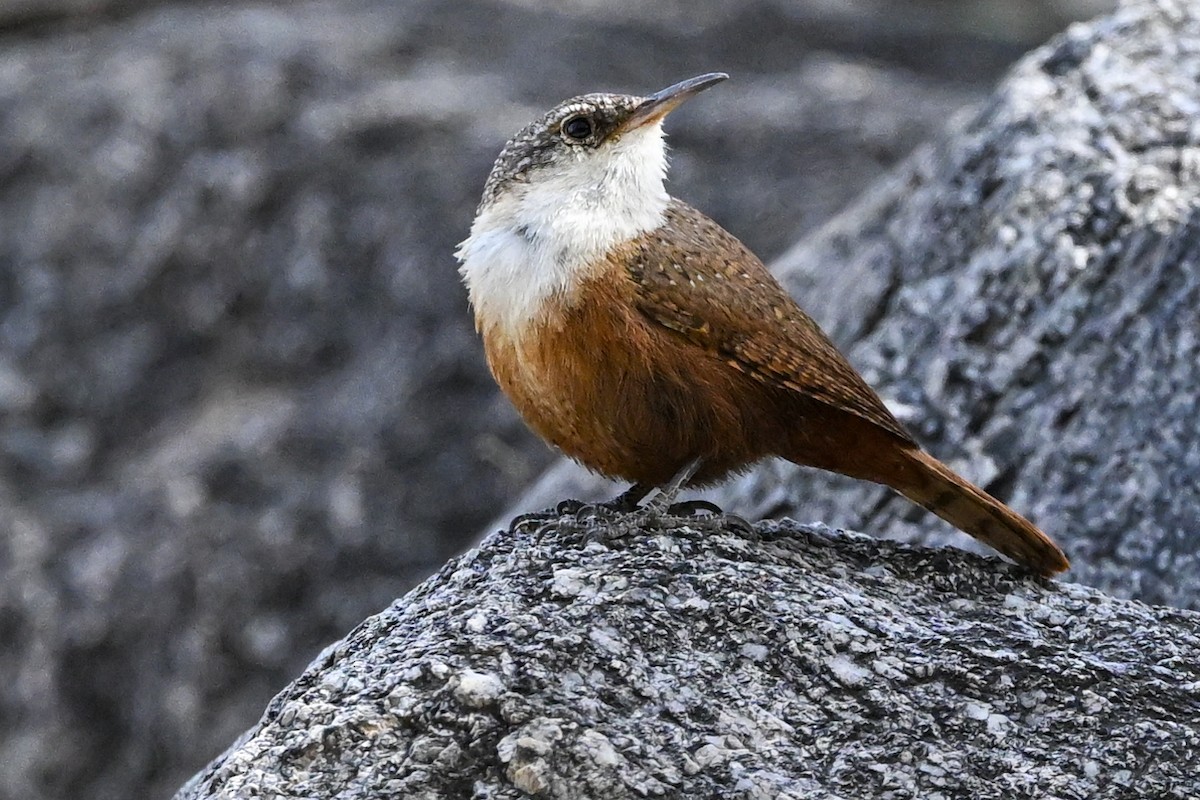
[617,72,729,134]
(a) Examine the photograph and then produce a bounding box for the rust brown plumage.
[629,200,915,445]
[458,74,1070,577]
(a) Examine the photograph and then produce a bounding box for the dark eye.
[561,115,594,142]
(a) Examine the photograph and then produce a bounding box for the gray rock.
[515,0,1200,611]
[177,511,1200,799]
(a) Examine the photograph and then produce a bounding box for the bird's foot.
[650,498,757,538]
[510,498,591,534]
[509,507,558,534]
[517,502,758,547]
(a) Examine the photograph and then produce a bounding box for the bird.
[456,73,1069,577]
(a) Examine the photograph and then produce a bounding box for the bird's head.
[465,74,727,253]
[457,73,727,327]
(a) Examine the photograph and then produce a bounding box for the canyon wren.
[457,73,1069,577]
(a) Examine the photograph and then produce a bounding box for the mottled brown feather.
[627,200,916,446]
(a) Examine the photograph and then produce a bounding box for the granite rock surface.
[179,510,1200,799]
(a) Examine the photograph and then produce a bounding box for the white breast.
[456,122,670,333]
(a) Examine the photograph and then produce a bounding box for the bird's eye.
[561,115,594,142]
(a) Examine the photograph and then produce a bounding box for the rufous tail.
[893,449,1069,577]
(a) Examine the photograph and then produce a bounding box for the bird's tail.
[892,449,1069,577]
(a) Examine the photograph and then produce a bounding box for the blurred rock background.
[0,1,1112,799]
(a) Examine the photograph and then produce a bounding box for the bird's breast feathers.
[456,123,671,333]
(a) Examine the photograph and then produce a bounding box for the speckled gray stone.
[516,0,1200,610]
[178,511,1200,799]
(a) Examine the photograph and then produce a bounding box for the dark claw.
[665,499,724,517]
[555,498,586,515]
[599,498,637,513]
[601,482,653,513]
[721,513,758,539]
[509,508,555,533]
[573,502,623,523]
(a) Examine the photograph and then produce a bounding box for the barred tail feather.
[894,449,1069,577]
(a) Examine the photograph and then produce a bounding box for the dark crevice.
[854,261,903,341]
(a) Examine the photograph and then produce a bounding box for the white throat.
[456,122,670,332]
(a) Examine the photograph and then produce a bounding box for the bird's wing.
[626,199,915,445]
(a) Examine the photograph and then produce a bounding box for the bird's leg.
[572,462,705,525]
[642,458,705,514]
[599,482,654,512]
[647,460,754,529]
